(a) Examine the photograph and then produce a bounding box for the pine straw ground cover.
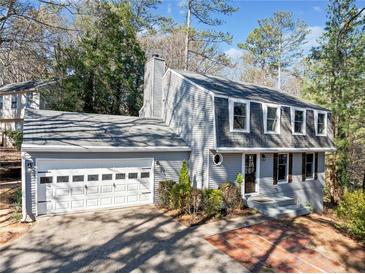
[0,184,32,245]
[158,206,258,227]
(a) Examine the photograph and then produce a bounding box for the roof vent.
[152,54,160,58]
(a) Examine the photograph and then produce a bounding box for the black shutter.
[302,153,306,182]
[288,153,293,183]
[314,152,319,180]
[273,153,278,185]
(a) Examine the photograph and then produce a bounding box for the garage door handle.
[142,192,151,194]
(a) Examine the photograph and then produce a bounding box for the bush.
[170,181,192,212]
[158,180,175,207]
[236,173,243,189]
[336,190,365,240]
[179,160,190,185]
[203,189,223,217]
[219,182,243,213]
[190,188,203,215]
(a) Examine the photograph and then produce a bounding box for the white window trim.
[263,103,281,134]
[305,153,315,181]
[314,110,327,136]
[277,153,289,184]
[291,107,306,135]
[229,98,250,133]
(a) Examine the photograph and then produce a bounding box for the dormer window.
[263,104,280,134]
[291,107,306,135]
[229,98,250,133]
[315,110,327,136]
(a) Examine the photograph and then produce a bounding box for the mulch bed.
[158,206,258,227]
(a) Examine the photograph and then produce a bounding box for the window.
[277,154,288,182]
[115,173,126,180]
[305,153,314,179]
[128,173,138,179]
[26,92,33,108]
[87,174,99,181]
[264,104,280,134]
[57,176,69,183]
[40,176,52,184]
[229,99,250,132]
[11,95,18,109]
[141,172,150,178]
[213,153,223,166]
[72,175,84,182]
[102,174,113,181]
[0,96,3,109]
[291,108,306,135]
[315,111,327,136]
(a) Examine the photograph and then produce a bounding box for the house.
[0,80,50,147]
[21,56,335,221]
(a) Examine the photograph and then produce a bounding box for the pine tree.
[304,0,365,201]
[52,2,145,115]
[179,160,191,185]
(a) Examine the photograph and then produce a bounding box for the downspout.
[21,151,27,222]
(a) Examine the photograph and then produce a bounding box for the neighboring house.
[21,56,335,221]
[0,80,49,147]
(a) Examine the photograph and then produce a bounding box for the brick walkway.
[206,217,365,273]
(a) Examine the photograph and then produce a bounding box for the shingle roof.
[0,79,54,95]
[173,70,328,111]
[22,109,190,151]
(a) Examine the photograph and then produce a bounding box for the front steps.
[246,194,310,219]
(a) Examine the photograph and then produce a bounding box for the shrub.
[203,189,223,217]
[179,160,190,185]
[219,182,243,213]
[336,190,365,240]
[170,181,192,212]
[190,188,203,215]
[236,173,243,189]
[158,180,175,207]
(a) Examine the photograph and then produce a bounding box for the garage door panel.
[127,184,138,191]
[71,200,85,208]
[86,199,98,207]
[115,184,126,192]
[127,195,138,203]
[38,164,153,215]
[100,197,113,206]
[55,188,69,197]
[115,196,126,204]
[55,201,70,210]
[101,185,113,193]
[71,187,85,196]
[86,186,98,195]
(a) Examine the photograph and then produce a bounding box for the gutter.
[216,147,337,153]
[21,144,192,153]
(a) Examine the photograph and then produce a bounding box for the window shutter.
[273,153,278,185]
[302,153,306,182]
[288,153,293,183]
[314,152,319,180]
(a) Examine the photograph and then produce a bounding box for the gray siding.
[163,71,215,188]
[259,152,325,212]
[207,151,325,212]
[24,151,189,219]
[215,98,334,148]
[208,152,242,189]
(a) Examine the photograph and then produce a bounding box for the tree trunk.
[184,0,191,70]
[362,171,365,192]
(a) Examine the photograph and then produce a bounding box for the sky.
[152,0,364,63]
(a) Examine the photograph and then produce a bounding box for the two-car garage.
[21,110,191,220]
[36,158,154,215]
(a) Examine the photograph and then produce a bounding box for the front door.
[245,154,256,193]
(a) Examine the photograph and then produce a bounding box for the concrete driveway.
[0,205,247,272]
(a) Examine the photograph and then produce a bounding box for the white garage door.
[37,166,153,215]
